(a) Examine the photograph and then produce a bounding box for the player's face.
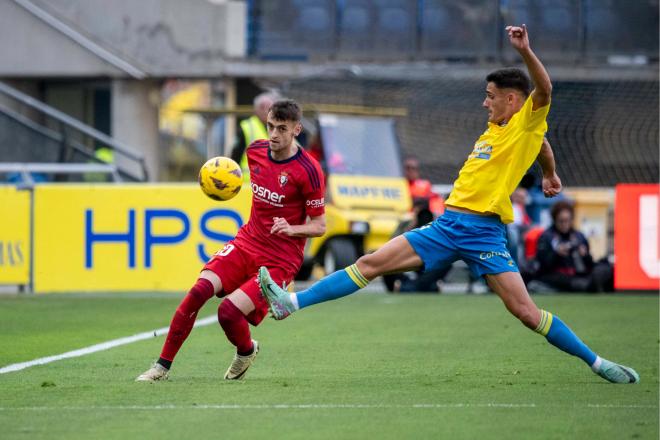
[483,83,520,124]
[266,114,302,153]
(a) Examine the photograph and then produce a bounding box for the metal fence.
[280,76,659,187]
[248,0,659,63]
[0,81,148,182]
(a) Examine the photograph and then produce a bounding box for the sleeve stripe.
[297,153,321,191]
[298,153,320,191]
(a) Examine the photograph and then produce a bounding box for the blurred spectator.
[519,172,564,228]
[530,200,613,292]
[385,156,448,293]
[507,187,532,267]
[404,156,445,219]
[305,131,324,163]
[230,92,279,180]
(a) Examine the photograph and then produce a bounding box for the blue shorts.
[403,210,518,278]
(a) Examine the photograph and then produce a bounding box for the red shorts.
[203,241,296,326]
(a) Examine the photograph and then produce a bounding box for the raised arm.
[506,24,552,110]
[537,137,562,198]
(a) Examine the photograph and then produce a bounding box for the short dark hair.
[269,99,302,122]
[486,68,531,97]
[551,200,574,222]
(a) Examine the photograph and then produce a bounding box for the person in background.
[507,186,532,267]
[386,156,448,293]
[404,156,445,219]
[533,200,613,292]
[230,92,279,181]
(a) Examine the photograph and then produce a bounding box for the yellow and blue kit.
[405,95,550,277]
[446,94,549,224]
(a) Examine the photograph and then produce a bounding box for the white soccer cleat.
[594,358,640,384]
[136,363,169,382]
[224,340,259,380]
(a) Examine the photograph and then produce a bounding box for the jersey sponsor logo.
[278,171,289,188]
[306,197,325,209]
[251,182,285,206]
[470,142,492,160]
[479,250,511,260]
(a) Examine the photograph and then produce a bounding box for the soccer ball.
[198,156,242,201]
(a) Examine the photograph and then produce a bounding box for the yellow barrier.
[33,184,251,293]
[0,187,31,284]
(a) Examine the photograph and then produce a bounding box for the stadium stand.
[248,0,658,63]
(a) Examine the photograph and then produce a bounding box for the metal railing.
[0,163,121,186]
[0,81,148,182]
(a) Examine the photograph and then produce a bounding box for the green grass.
[0,292,657,439]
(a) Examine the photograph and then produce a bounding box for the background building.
[0,0,657,185]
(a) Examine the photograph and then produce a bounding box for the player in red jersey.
[137,99,325,381]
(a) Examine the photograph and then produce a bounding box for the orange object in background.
[409,179,445,217]
[524,226,545,260]
[614,184,660,290]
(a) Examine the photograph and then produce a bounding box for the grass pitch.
[0,292,657,439]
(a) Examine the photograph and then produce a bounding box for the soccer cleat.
[258,266,296,320]
[595,359,640,384]
[136,363,169,382]
[224,340,260,380]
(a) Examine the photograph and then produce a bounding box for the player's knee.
[189,278,215,303]
[355,254,381,280]
[514,305,539,329]
[217,299,237,326]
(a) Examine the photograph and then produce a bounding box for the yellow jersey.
[445,95,550,224]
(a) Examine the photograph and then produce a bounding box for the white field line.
[0,403,656,411]
[0,316,217,375]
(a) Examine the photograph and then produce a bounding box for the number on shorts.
[216,244,235,257]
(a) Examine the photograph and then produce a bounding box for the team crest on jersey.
[252,165,261,175]
[278,171,289,187]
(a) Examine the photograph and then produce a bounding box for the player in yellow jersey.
[258,25,639,384]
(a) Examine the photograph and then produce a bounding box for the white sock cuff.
[290,293,300,310]
[591,355,602,372]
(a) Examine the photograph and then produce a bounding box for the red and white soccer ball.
[198,156,242,201]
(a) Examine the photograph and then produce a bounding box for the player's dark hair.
[551,200,575,222]
[269,99,302,122]
[486,68,532,97]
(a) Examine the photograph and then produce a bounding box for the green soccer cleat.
[258,266,296,320]
[595,359,640,384]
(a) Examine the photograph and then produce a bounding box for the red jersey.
[232,140,325,273]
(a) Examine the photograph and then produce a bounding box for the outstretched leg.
[485,271,639,384]
[260,235,422,319]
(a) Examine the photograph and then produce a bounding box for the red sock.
[160,278,215,362]
[218,299,253,355]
